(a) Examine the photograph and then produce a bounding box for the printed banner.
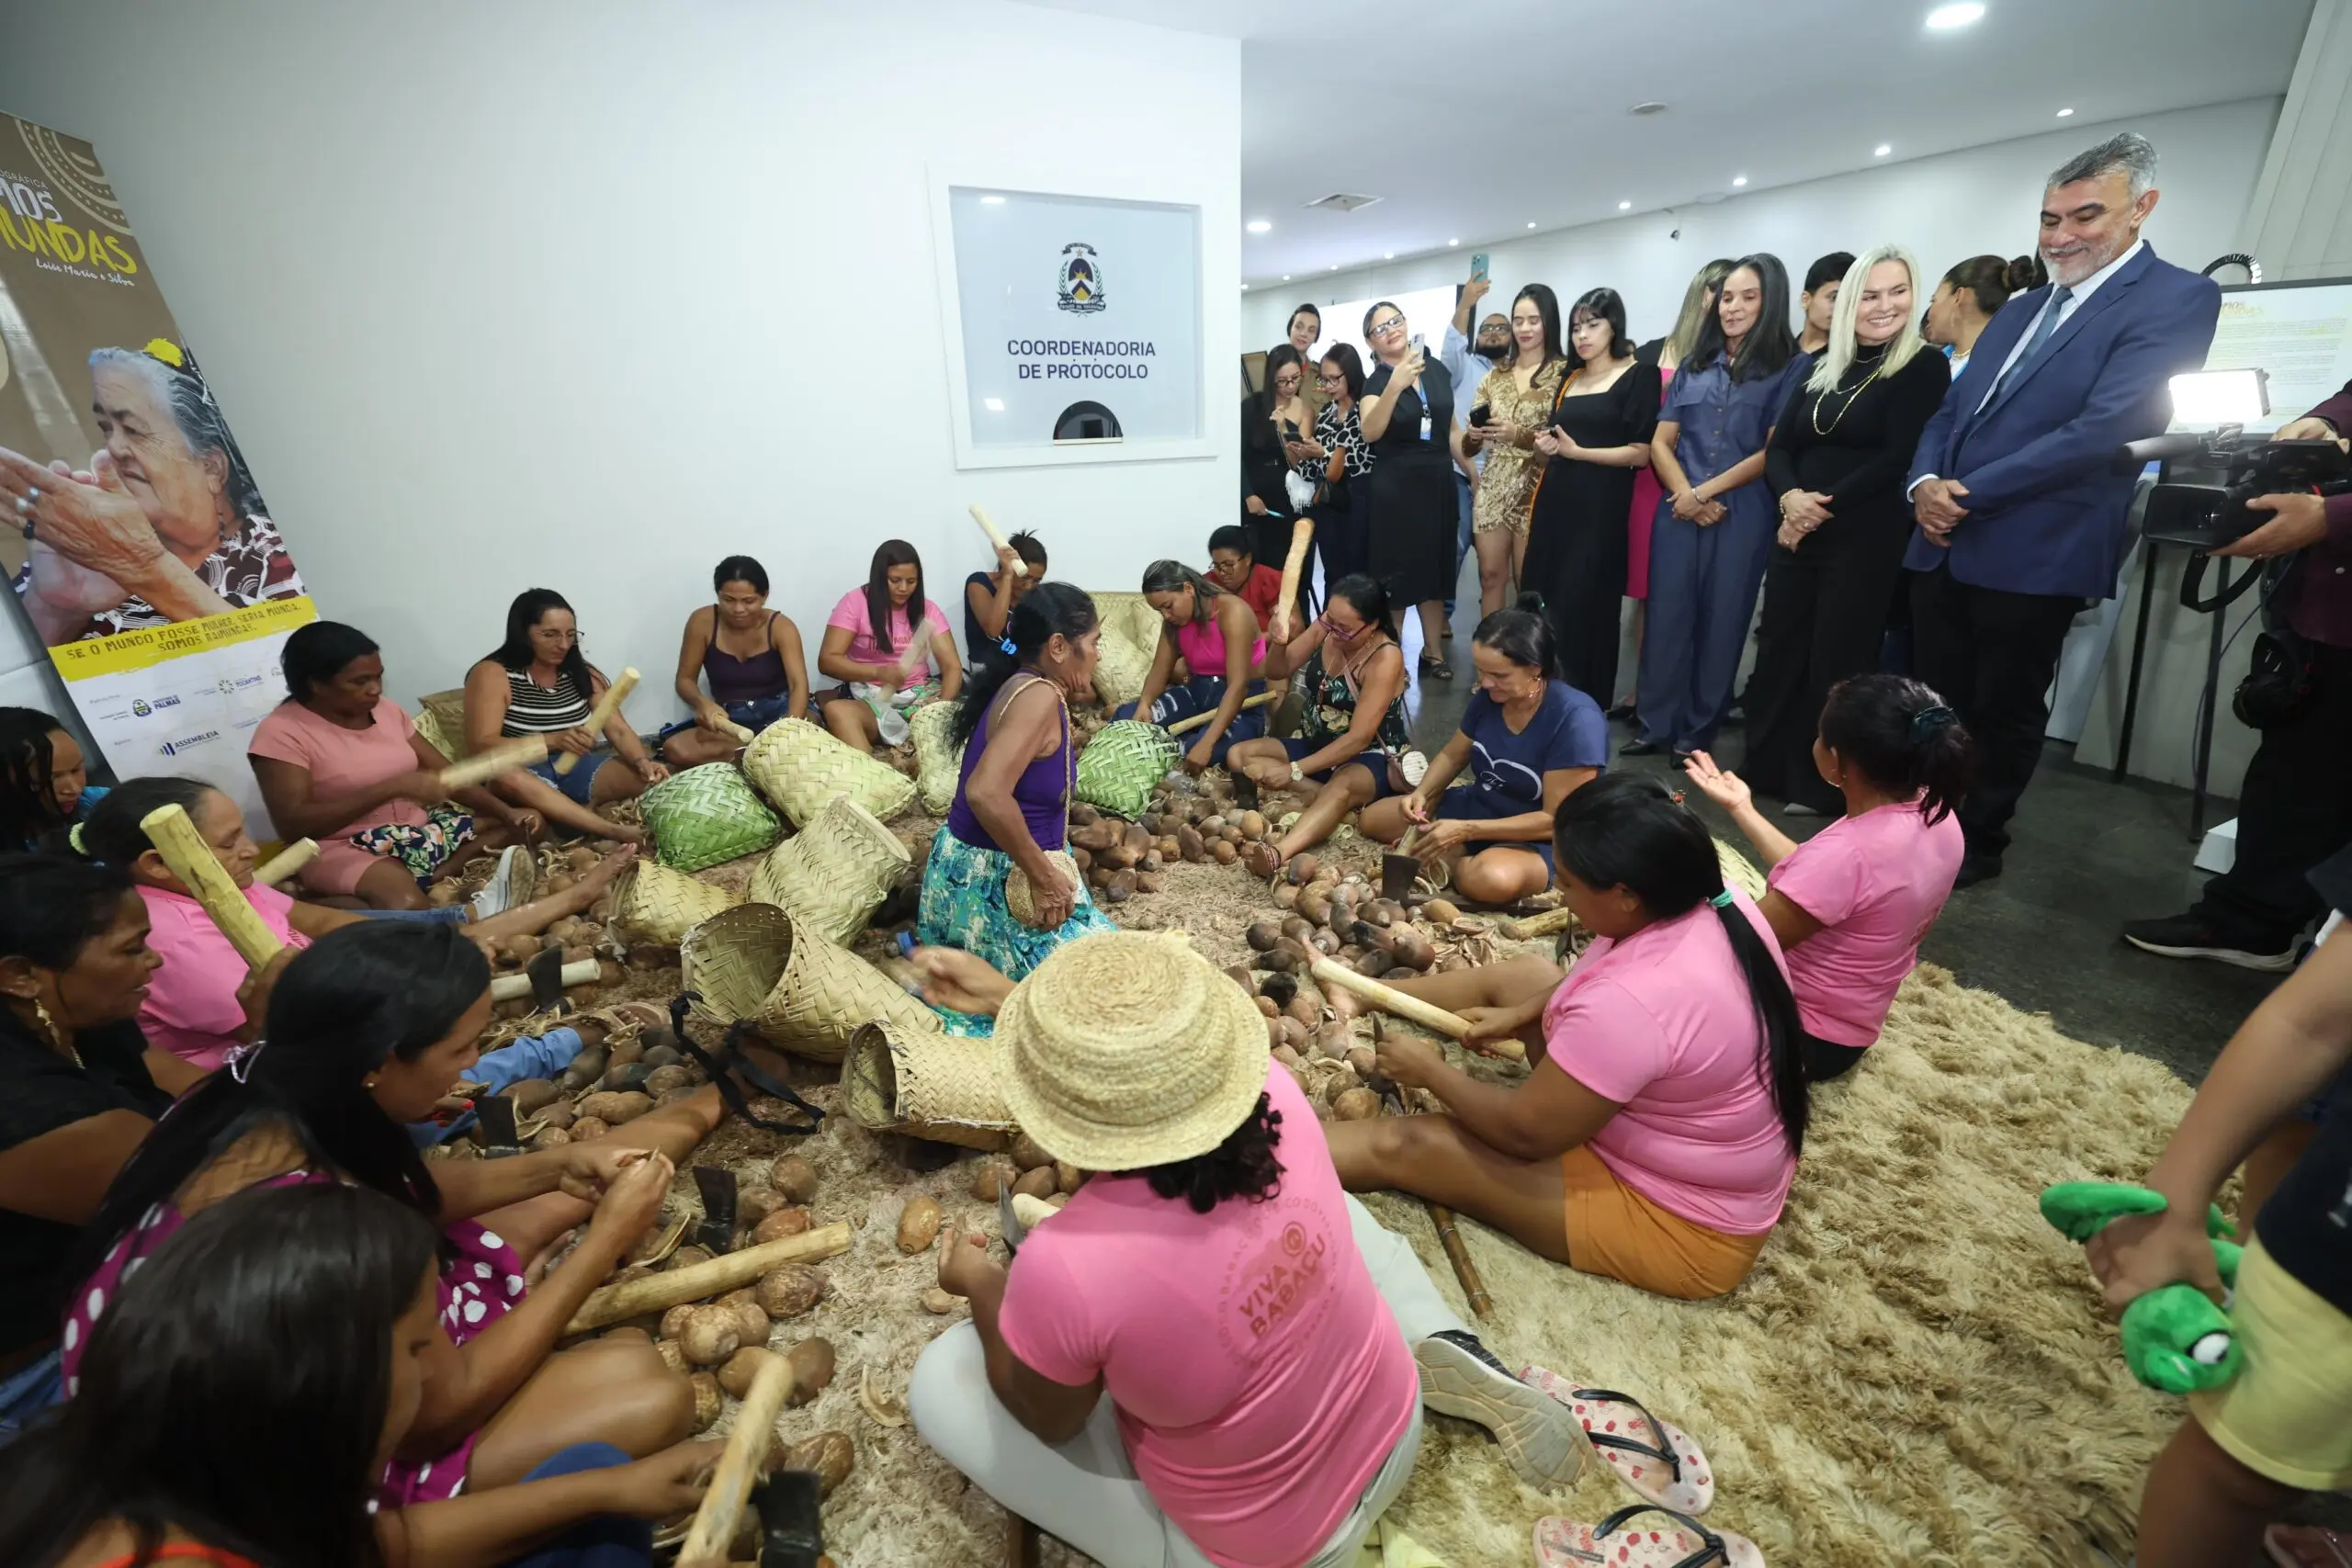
[0,111,312,831]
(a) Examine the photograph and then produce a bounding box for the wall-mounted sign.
[932,181,1206,469]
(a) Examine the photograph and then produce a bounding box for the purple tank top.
[706,613,788,706]
[945,677,1069,852]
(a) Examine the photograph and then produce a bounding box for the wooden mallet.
[252,838,317,887]
[969,503,1030,577]
[139,804,285,971]
[437,735,549,793]
[1308,955,1528,1063]
[1267,516,1315,643]
[680,1351,794,1563]
[487,959,599,1003]
[553,668,639,775]
[1370,1016,1495,1321]
[1164,689,1280,737]
[562,1222,854,1335]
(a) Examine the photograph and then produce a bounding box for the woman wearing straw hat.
[906,932,1584,1568]
[917,583,1116,1035]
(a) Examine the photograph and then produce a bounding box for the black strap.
[668,993,823,1136]
[1570,1386,1680,1482]
[2178,550,2266,614]
[1594,1505,1725,1568]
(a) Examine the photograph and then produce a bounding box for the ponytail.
[1555,774,1810,1155]
[952,582,1100,750]
[1140,559,1224,624]
[1816,673,1975,826]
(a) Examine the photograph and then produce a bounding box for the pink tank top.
[1174,614,1264,679]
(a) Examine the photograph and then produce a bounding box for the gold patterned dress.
[1470,359,1566,536]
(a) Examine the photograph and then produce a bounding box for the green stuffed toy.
[2040,1181,2245,1395]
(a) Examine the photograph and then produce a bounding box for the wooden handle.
[438,736,549,792]
[553,668,639,775]
[252,839,317,887]
[969,504,1029,578]
[681,1351,794,1562]
[140,805,285,971]
[1500,907,1576,942]
[719,718,756,744]
[1164,689,1279,738]
[1309,955,1527,1062]
[488,959,599,1002]
[1268,517,1315,643]
[1427,1202,1493,1320]
[563,1222,853,1333]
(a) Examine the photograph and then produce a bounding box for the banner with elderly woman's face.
[0,111,314,833]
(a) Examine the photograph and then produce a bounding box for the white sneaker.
[470,845,536,920]
[1414,1330,1587,1492]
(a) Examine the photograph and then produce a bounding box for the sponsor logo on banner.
[158,729,220,757]
[1057,243,1105,315]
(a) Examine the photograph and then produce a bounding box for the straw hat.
[995,931,1268,1172]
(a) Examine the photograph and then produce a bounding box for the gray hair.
[2048,133,2158,199]
[86,345,266,522]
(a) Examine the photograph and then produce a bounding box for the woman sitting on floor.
[0,709,105,853]
[1224,574,1412,871]
[818,540,963,755]
[250,620,545,910]
[918,583,1114,1036]
[65,920,719,1505]
[1117,560,1268,773]
[1359,597,1606,907]
[905,933,1583,1568]
[0,854,209,1442]
[83,778,628,1073]
[964,531,1048,658]
[0,1182,718,1566]
[464,589,667,843]
[1326,773,1809,1301]
[660,555,811,768]
[1682,673,1973,1080]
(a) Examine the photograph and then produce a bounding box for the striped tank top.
[500,664,592,736]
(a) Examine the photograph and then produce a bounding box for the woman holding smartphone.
[1461,286,1568,621]
[1358,303,1458,681]
[1242,346,1306,570]
[1523,288,1662,708]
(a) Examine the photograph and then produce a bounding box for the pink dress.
[63,1170,525,1506]
[1625,365,1672,600]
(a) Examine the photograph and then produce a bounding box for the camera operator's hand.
[2212,491,2332,561]
[2274,416,2346,449]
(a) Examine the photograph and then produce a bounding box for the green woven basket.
[639,762,781,874]
[1073,719,1180,820]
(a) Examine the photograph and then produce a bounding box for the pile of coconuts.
[481,1021,711,1155]
[432,842,630,1021]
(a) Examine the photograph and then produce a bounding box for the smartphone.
[1281,419,1301,441]
[1471,253,1490,283]
[1468,403,1492,428]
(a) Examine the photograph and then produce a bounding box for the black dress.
[1361,358,1456,607]
[1744,344,1951,808]
[1521,359,1663,707]
[1240,395,1295,569]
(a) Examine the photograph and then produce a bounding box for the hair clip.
[225,1041,266,1084]
[1709,890,1736,908]
[1908,705,1957,742]
[999,636,1018,656]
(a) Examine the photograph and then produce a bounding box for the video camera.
[2129,429,2352,550]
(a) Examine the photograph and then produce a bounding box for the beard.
[1476,338,1512,362]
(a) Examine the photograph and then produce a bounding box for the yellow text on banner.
[47,596,319,682]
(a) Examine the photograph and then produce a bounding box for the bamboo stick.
[1267,517,1315,643]
[1500,907,1577,942]
[1427,1202,1494,1320]
[563,1223,854,1333]
[252,839,317,887]
[1308,955,1527,1062]
[681,1352,793,1563]
[488,959,599,1002]
[553,668,640,775]
[139,805,284,970]
[1165,689,1279,737]
[969,503,1030,578]
[438,735,549,792]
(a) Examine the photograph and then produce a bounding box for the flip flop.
[1535,1506,1762,1568]
[1520,1366,1714,1516]
[2268,1524,2352,1568]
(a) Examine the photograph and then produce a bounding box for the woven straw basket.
[1084,589,1161,709]
[611,859,741,946]
[413,689,470,763]
[680,903,944,1064]
[1717,837,1767,901]
[908,700,966,815]
[639,762,782,874]
[746,794,910,945]
[844,1018,1014,1151]
[1004,850,1080,930]
[742,718,916,829]
[1074,719,1181,819]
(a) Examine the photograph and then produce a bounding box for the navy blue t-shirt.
[1457,680,1609,812]
[2256,845,2352,1312]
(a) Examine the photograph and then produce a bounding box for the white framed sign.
[931,172,1206,469]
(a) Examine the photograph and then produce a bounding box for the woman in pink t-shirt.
[816,540,962,755]
[1326,774,1810,1301]
[1683,673,1973,1081]
[904,933,1585,1568]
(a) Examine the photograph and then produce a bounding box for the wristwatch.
[1291,762,1305,784]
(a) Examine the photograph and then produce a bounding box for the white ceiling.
[1018,0,2311,287]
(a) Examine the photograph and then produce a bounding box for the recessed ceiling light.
[979,195,1005,206]
[2056,107,2075,117]
[1874,143,1892,157]
[1447,238,1459,247]
[1246,220,1272,234]
[1925,2,1984,28]
[1618,200,1632,210]
[1384,252,1395,260]
[1526,221,1538,230]
[1240,283,1250,291]
[1329,265,1339,272]
[1628,101,1668,117]
[1731,175,1748,187]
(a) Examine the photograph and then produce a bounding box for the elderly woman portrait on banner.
[0,339,304,646]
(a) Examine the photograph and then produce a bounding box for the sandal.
[1535,1506,1761,1568]
[2268,1524,2352,1568]
[666,994,823,1136]
[1521,1366,1714,1515]
[1419,656,1454,682]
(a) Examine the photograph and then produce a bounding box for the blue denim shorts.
[528,751,609,807]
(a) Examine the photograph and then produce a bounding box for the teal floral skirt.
[916,824,1115,1035]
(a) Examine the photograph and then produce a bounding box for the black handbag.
[2234,628,2318,730]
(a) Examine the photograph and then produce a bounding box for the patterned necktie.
[1984,284,2074,409]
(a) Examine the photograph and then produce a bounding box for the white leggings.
[907,1196,1465,1568]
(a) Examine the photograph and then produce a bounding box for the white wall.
[1246,98,2278,355]
[0,0,1239,738]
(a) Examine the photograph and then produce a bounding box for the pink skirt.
[1626,468,1660,601]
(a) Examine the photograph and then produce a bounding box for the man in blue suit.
[1905,132,2221,886]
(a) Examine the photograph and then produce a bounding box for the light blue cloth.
[355,905,469,925]
[410,1026,584,1146]
[0,1348,61,1445]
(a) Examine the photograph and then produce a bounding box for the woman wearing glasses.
[1242,346,1306,570]
[1357,303,1459,681]
[1300,347,1374,591]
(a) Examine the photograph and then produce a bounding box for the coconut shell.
[1245,919,1282,953]
[1177,825,1207,863]
[786,1429,855,1495]
[654,1337,687,1375]
[786,1337,837,1406]
[639,1043,683,1070]
[1355,950,1394,979]
[1346,1045,1379,1078]
[1258,971,1299,1008]
[503,934,542,964]
[606,1035,646,1066]
[769,1154,820,1203]
[718,1345,779,1399]
[922,1287,961,1315]
[570,1115,611,1141]
[576,1090,654,1125]
[1100,869,1138,903]
[669,1245,713,1272]
[753,1208,812,1245]
[737,1188,786,1229]
[1284,994,1320,1032]
[681,1307,741,1367]
[1286,852,1320,886]
[1265,1015,1286,1051]
[1238,809,1268,840]
[1420,897,1463,926]
[506,1078,560,1114]
[1012,1164,1058,1201]
[527,1127,573,1151]
[1053,1161,1081,1196]
[1296,888,1331,926]
[897,1196,944,1253]
[690,1371,722,1431]
[642,1065,693,1097]
[1272,881,1300,909]
[968,1162,1008,1201]
[662,1303,699,1340]
[599,1061,651,1093]
[1211,840,1238,865]
[755,1264,828,1319]
[1010,1133,1053,1171]
[730,1297,771,1347]
[1332,1088,1382,1121]
[1389,929,1436,972]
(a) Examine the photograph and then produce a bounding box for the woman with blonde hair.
[1746,245,1951,813]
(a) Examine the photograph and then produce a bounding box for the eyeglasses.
[1368,317,1407,338]
[1317,372,1347,386]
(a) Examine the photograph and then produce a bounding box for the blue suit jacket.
[1904,244,2220,598]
